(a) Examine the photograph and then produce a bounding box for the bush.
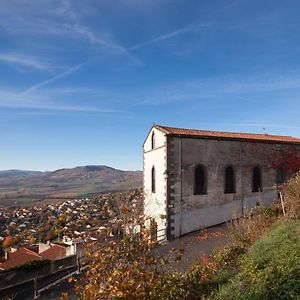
[74,231,184,300]
[10,259,49,272]
[150,245,245,300]
[228,206,280,249]
[215,220,300,300]
[282,171,300,219]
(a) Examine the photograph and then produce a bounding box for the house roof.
[0,247,43,271]
[155,125,300,144]
[40,244,67,261]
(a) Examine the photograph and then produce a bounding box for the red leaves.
[270,149,300,174]
[194,229,224,242]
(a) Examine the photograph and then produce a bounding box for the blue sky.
[1,0,300,171]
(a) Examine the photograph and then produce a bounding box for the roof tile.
[155,125,300,144]
[40,244,67,261]
[0,247,43,271]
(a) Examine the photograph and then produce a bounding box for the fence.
[0,255,78,299]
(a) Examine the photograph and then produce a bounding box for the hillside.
[0,165,142,207]
[74,172,300,300]
[0,170,42,177]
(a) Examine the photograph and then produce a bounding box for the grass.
[215,220,300,300]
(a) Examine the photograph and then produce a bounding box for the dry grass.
[228,206,280,249]
[282,171,300,219]
[228,172,300,249]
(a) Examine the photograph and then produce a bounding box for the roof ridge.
[23,247,43,257]
[155,125,296,138]
[154,124,300,143]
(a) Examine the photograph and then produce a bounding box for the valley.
[0,166,142,207]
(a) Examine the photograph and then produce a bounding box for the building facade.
[143,125,300,242]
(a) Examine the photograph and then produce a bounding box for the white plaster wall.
[38,243,50,254]
[143,127,167,241]
[66,246,74,256]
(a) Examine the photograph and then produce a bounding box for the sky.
[1,0,300,171]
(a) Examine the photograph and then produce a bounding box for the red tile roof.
[155,125,300,144]
[0,247,43,271]
[40,244,67,261]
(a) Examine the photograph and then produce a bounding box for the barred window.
[225,166,235,194]
[194,165,207,195]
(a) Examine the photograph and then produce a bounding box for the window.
[194,165,207,195]
[252,167,262,192]
[276,168,285,185]
[225,166,235,194]
[151,132,155,149]
[151,166,155,193]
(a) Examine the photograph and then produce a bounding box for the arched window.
[276,168,285,185]
[151,166,155,193]
[252,167,262,192]
[151,132,155,149]
[225,166,235,194]
[194,165,207,195]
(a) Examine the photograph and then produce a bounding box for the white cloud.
[128,70,300,106]
[0,53,58,71]
[0,0,136,60]
[129,23,210,51]
[21,60,92,95]
[0,87,118,113]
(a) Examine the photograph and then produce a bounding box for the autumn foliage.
[269,148,300,174]
[74,228,183,300]
[2,236,16,248]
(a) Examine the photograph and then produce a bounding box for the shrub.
[151,244,245,300]
[10,259,49,272]
[228,206,280,249]
[282,171,300,219]
[74,230,184,300]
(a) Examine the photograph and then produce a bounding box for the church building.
[143,125,300,242]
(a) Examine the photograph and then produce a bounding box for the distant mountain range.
[0,170,43,177]
[0,166,142,207]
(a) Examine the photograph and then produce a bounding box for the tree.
[3,236,15,249]
[45,231,56,241]
[74,229,183,299]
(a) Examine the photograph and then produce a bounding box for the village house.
[143,125,300,242]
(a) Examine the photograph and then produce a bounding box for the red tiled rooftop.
[155,125,300,144]
[0,247,43,271]
[40,244,67,261]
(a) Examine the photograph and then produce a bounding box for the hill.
[0,165,142,207]
[0,170,42,177]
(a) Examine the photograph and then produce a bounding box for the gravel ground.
[155,223,232,273]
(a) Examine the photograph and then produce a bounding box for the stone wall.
[167,137,300,239]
